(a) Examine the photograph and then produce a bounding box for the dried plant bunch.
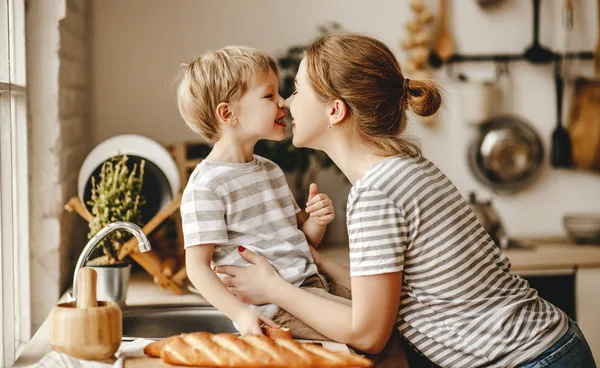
[87,155,146,264]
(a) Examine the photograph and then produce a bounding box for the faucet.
[68,221,151,302]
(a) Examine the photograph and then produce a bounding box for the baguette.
[146,331,372,367]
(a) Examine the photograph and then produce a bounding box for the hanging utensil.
[429,0,454,67]
[524,0,554,64]
[551,62,572,167]
[468,115,545,195]
[567,0,600,171]
[595,0,600,75]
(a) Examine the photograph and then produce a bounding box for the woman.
[215,34,596,368]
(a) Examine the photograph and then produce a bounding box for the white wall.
[91,0,600,244]
[27,0,91,333]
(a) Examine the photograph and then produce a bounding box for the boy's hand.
[305,183,335,226]
[233,308,279,336]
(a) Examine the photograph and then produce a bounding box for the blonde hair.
[304,34,442,157]
[177,46,279,142]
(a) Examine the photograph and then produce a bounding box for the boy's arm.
[185,244,250,320]
[300,217,327,247]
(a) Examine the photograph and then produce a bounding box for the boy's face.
[286,58,330,150]
[234,69,287,142]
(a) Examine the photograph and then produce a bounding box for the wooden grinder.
[49,267,122,360]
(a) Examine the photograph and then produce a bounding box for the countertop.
[13,273,208,367]
[321,237,600,274]
[14,238,600,366]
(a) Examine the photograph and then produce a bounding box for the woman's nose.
[283,96,292,109]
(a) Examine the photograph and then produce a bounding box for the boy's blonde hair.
[177,46,279,142]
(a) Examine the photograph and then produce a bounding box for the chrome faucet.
[68,221,151,302]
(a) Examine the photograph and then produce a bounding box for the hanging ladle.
[523,0,554,64]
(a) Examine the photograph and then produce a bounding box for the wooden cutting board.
[125,356,177,367]
[567,77,600,171]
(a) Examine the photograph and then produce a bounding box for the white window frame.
[1,0,30,366]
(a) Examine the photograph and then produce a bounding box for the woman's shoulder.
[362,155,439,186]
[352,155,450,202]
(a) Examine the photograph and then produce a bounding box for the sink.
[121,305,237,340]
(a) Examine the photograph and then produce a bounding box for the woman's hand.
[232,307,279,336]
[215,247,283,305]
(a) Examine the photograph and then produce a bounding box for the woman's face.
[285,58,330,149]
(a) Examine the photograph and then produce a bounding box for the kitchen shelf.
[441,50,594,64]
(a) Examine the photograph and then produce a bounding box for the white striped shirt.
[181,155,317,317]
[347,155,567,368]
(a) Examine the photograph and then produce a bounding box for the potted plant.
[85,155,146,304]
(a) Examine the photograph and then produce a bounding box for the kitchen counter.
[321,237,600,273]
[13,272,208,367]
[14,238,600,366]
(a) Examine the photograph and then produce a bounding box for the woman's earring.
[328,120,333,129]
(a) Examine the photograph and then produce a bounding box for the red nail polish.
[238,246,246,252]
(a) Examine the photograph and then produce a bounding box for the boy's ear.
[216,102,238,126]
[328,99,347,127]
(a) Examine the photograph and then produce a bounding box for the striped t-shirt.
[347,155,567,368]
[181,155,317,317]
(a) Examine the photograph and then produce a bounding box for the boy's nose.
[283,96,292,109]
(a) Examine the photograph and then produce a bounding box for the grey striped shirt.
[181,155,317,317]
[347,155,567,368]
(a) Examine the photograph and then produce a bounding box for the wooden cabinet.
[576,268,600,363]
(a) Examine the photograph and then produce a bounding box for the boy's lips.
[275,117,286,126]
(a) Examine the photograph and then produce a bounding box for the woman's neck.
[207,136,256,163]
[323,134,389,185]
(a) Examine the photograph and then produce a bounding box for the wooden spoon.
[430,0,455,67]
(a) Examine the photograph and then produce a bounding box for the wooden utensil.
[567,0,600,171]
[429,0,454,67]
[595,0,600,75]
[568,78,600,171]
[49,267,122,360]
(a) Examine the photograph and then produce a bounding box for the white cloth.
[22,339,153,368]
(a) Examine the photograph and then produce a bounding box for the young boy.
[177,46,346,339]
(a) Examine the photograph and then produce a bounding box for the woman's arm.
[217,250,402,353]
[273,271,402,353]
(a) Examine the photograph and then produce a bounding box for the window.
[1,0,30,366]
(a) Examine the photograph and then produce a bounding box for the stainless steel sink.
[121,305,238,340]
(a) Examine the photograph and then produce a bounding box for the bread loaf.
[144,331,372,367]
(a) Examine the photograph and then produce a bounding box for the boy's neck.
[207,137,256,163]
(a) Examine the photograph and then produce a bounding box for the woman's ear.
[328,99,347,127]
[216,102,238,126]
